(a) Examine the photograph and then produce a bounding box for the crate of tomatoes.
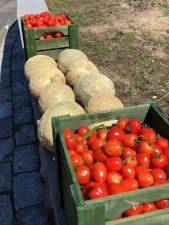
[52,102,169,225]
[21,11,79,60]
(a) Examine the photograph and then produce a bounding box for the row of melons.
[24,49,124,151]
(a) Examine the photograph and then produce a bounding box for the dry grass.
[47,0,169,116]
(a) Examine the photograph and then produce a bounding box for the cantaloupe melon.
[74,73,115,106]
[39,82,75,112]
[57,49,88,73]
[85,94,124,113]
[66,60,99,86]
[38,101,85,151]
[25,55,57,80]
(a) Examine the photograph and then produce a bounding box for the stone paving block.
[1,57,10,68]
[14,106,33,126]
[0,88,11,103]
[0,118,13,139]
[14,172,44,209]
[0,137,14,162]
[13,93,31,109]
[0,77,11,88]
[1,68,10,79]
[15,124,36,146]
[12,60,25,71]
[12,69,26,81]
[12,80,29,95]
[14,144,40,174]
[17,206,48,225]
[0,102,13,119]
[0,163,12,193]
[0,195,13,225]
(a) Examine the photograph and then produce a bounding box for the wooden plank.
[106,208,169,225]
[36,37,69,50]
[34,25,69,38]
[69,23,79,49]
[24,26,37,58]
[37,48,68,60]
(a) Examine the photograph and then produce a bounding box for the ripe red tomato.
[87,132,97,147]
[82,150,94,166]
[143,202,157,213]
[105,157,122,172]
[68,150,76,156]
[78,125,90,137]
[122,178,138,191]
[124,204,143,217]
[122,147,136,157]
[123,134,138,148]
[65,136,77,149]
[125,118,142,134]
[63,128,75,139]
[150,168,167,182]
[104,139,123,157]
[137,172,154,187]
[124,155,138,168]
[70,154,83,168]
[97,128,108,141]
[75,134,84,144]
[121,165,136,179]
[153,144,163,155]
[107,171,123,184]
[135,166,149,175]
[162,147,169,160]
[107,182,126,195]
[117,118,129,131]
[151,153,167,169]
[76,165,91,185]
[82,181,96,200]
[155,199,169,209]
[75,143,85,154]
[92,162,107,183]
[93,148,108,162]
[140,128,156,144]
[55,32,62,38]
[107,127,124,141]
[138,141,154,155]
[91,138,106,151]
[156,137,168,149]
[136,153,150,168]
[88,182,108,199]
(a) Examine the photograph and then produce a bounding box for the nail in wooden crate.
[52,102,169,225]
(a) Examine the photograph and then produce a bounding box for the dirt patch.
[47,0,169,116]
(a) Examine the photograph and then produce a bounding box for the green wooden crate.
[21,17,79,60]
[52,102,169,225]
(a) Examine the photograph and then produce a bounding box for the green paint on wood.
[52,103,169,225]
[36,37,69,50]
[69,23,79,49]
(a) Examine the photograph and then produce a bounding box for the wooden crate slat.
[106,208,169,225]
[52,103,169,225]
[34,25,69,38]
[69,24,79,49]
[36,37,69,50]
[37,48,68,60]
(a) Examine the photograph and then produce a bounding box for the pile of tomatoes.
[23,11,72,29]
[63,117,169,217]
[39,32,63,40]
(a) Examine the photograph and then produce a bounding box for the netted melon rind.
[24,55,57,80]
[39,82,75,112]
[85,94,124,113]
[57,49,88,73]
[38,101,85,151]
[74,73,115,106]
[66,60,99,86]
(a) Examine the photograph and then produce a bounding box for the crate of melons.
[21,11,79,60]
[52,102,169,225]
